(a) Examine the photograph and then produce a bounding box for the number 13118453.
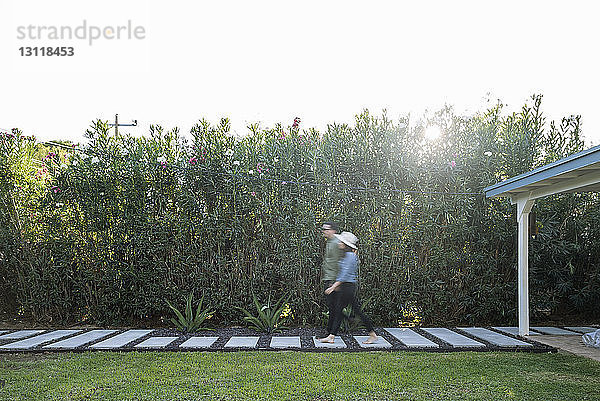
[19,47,74,56]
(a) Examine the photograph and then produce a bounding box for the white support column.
[516,198,535,336]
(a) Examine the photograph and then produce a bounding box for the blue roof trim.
[484,144,600,198]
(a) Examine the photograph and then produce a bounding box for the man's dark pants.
[324,280,339,334]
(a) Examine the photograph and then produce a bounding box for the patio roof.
[484,144,600,201]
[484,144,600,337]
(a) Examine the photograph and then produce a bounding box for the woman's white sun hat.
[335,231,358,249]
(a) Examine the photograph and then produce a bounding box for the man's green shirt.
[322,236,341,282]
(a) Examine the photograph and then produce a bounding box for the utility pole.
[109,114,137,135]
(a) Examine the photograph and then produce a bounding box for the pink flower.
[35,167,48,179]
[251,192,256,197]
[450,160,456,168]
[161,161,167,169]
[256,162,269,173]
[278,131,286,140]
[189,157,197,165]
[51,186,61,193]
[43,152,57,161]
[292,117,301,128]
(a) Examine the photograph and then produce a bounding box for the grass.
[1,351,599,400]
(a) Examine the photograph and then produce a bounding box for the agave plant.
[235,294,291,333]
[166,292,215,333]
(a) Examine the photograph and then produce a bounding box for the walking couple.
[318,222,378,344]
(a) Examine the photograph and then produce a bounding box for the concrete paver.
[531,327,579,335]
[459,327,531,347]
[0,330,45,340]
[492,327,540,336]
[135,336,178,348]
[564,326,598,334]
[44,330,118,349]
[179,337,219,348]
[422,328,485,348]
[270,337,301,348]
[354,336,392,348]
[0,330,81,349]
[313,336,347,348]
[385,328,439,348]
[90,329,153,349]
[224,336,259,348]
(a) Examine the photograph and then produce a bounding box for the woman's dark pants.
[330,282,374,336]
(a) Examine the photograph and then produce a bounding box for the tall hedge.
[1,95,599,326]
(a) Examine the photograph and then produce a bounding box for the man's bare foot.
[362,332,378,344]
[317,335,335,343]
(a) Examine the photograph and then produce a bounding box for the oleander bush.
[1,94,599,326]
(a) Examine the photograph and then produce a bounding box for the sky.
[1,0,599,146]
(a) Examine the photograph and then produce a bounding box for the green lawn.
[1,351,599,400]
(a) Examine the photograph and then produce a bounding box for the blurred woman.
[318,231,377,344]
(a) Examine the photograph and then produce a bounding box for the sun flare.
[424,125,442,141]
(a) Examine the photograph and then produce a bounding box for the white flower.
[233,160,240,166]
[225,149,234,156]
[248,170,254,175]
[72,160,78,166]
[99,192,105,196]
[157,156,166,163]
[60,163,67,169]
[484,151,492,157]
[56,202,64,207]
[274,157,279,163]
[91,157,99,164]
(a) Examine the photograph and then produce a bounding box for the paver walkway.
[533,335,600,362]
[0,326,587,353]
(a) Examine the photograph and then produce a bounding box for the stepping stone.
[90,329,153,349]
[492,327,540,336]
[270,336,301,348]
[0,330,45,340]
[384,328,439,348]
[0,330,81,350]
[44,330,118,349]
[179,337,219,348]
[422,328,485,348]
[0,331,7,335]
[224,336,259,348]
[312,336,347,348]
[135,336,178,349]
[531,327,580,335]
[354,336,392,349]
[564,326,599,334]
[458,327,532,347]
